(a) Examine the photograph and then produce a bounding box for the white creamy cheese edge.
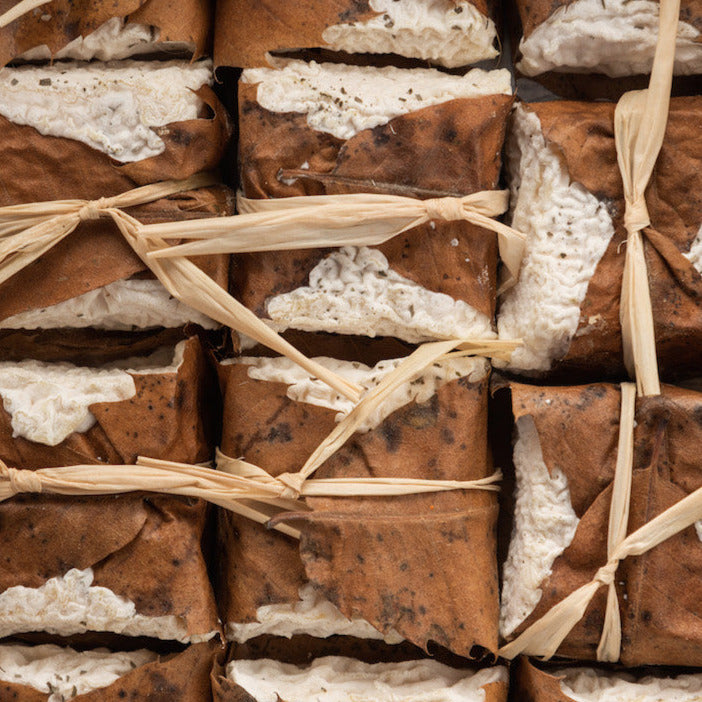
[321,0,498,68]
[559,666,702,702]
[0,59,211,162]
[0,568,217,644]
[518,0,702,78]
[225,352,489,432]
[19,15,195,62]
[1,278,219,331]
[228,657,507,702]
[500,416,579,637]
[497,104,615,372]
[0,341,186,446]
[243,58,511,140]
[0,643,156,701]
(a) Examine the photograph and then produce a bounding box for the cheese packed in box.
[501,382,702,665]
[213,657,508,702]
[498,97,702,382]
[0,0,211,66]
[217,351,499,659]
[235,59,513,346]
[215,0,499,69]
[0,59,232,341]
[0,642,217,701]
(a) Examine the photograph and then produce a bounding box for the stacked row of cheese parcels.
[0,0,699,700]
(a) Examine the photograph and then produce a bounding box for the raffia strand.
[0,0,50,28]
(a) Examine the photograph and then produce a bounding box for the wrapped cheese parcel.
[235,60,513,345]
[515,658,702,702]
[497,98,702,381]
[0,0,211,65]
[0,642,217,701]
[501,382,702,665]
[0,337,214,467]
[0,59,231,336]
[215,0,499,69]
[515,0,702,77]
[217,352,499,659]
[214,657,508,702]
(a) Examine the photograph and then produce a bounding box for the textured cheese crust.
[0,568,217,643]
[18,16,194,62]
[0,644,156,701]
[265,247,495,343]
[0,60,211,162]
[0,342,185,446]
[243,59,511,139]
[497,105,615,372]
[1,278,218,331]
[230,353,489,432]
[321,0,498,68]
[559,667,702,702]
[684,223,702,276]
[228,657,508,702]
[226,583,402,644]
[500,416,579,637]
[518,0,702,77]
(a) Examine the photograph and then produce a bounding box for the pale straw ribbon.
[0,0,51,28]
[499,383,702,662]
[0,339,507,540]
[138,190,526,293]
[616,0,680,397]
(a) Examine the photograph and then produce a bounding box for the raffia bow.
[138,189,526,292]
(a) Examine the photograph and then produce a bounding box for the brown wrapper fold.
[513,658,576,702]
[509,97,702,381]
[0,0,211,65]
[215,0,492,69]
[217,358,499,659]
[507,382,702,665]
[0,335,215,468]
[235,86,513,338]
[0,493,220,642]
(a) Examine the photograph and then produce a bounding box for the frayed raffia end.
[0,0,51,28]
[139,189,527,292]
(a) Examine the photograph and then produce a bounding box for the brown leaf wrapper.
[0,335,216,469]
[513,98,702,381]
[0,493,220,641]
[234,86,513,337]
[215,0,491,69]
[0,0,211,65]
[217,359,499,659]
[508,382,702,665]
[513,658,576,702]
[0,87,233,326]
[1,641,219,701]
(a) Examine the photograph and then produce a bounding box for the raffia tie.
[137,189,527,292]
[0,0,51,28]
[0,462,42,495]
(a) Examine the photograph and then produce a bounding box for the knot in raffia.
[623,196,651,237]
[424,197,466,223]
[594,559,620,587]
[1,465,43,496]
[277,472,306,500]
[78,197,110,222]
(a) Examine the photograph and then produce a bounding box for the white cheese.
[226,583,402,644]
[321,0,498,69]
[243,60,511,139]
[684,223,702,276]
[0,568,216,643]
[265,246,495,343]
[18,16,195,62]
[0,342,185,446]
[559,667,702,702]
[229,352,489,432]
[1,278,218,331]
[0,60,211,162]
[518,0,702,77]
[228,657,508,702]
[0,644,156,702]
[500,416,580,637]
[497,105,615,372]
